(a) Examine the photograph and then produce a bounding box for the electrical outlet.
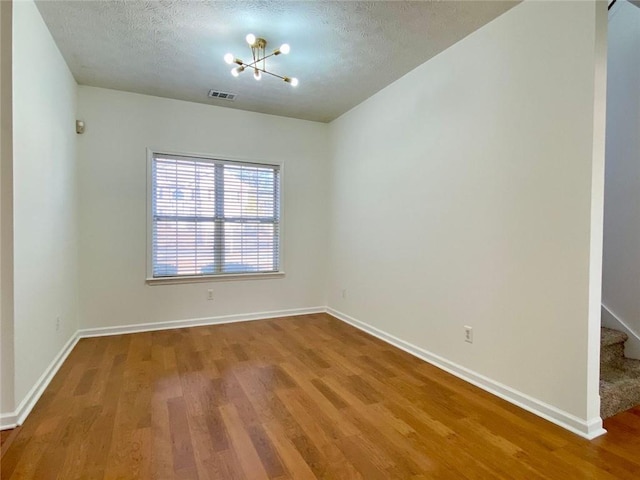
[464,325,473,343]
[56,316,60,332]
[341,289,347,299]
[207,289,214,300]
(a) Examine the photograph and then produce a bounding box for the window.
[148,152,281,280]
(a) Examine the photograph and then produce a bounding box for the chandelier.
[224,34,299,86]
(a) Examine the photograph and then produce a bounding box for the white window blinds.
[151,153,280,278]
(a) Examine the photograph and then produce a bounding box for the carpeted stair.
[600,327,640,419]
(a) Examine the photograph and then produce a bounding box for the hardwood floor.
[1,428,18,450]
[1,313,639,479]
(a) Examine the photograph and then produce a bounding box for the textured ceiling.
[35,1,518,123]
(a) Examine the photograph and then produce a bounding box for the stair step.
[601,327,628,347]
[600,358,640,419]
[601,341,626,370]
[601,327,629,371]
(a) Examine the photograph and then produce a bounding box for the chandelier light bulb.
[254,69,262,81]
[224,53,234,65]
[231,67,240,77]
[290,77,299,87]
[246,33,256,45]
[279,44,290,55]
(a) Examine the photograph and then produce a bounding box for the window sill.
[146,271,285,285]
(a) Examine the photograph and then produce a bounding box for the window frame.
[145,148,285,285]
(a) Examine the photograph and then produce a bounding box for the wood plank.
[2,313,640,479]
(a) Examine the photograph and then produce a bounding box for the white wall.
[327,0,605,425]
[602,0,640,356]
[12,0,79,406]
[77,87,328,329]
[0,0,14,417]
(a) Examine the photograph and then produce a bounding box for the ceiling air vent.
[208,90,237,101]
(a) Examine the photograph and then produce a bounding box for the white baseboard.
[0,332,80,430]
[0,306,324,431]
[77,306,326,338]
[326,307,606,440]
[601,304,640,359]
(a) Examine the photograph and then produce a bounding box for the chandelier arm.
[241,51,278,68]
[236,61,256,70]
[235,56,277,71]
[257,69,287,81]
[235,63,287,80]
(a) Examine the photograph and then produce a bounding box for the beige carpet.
[600,327,640,419]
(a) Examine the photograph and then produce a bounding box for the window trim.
[145,148,285,284]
